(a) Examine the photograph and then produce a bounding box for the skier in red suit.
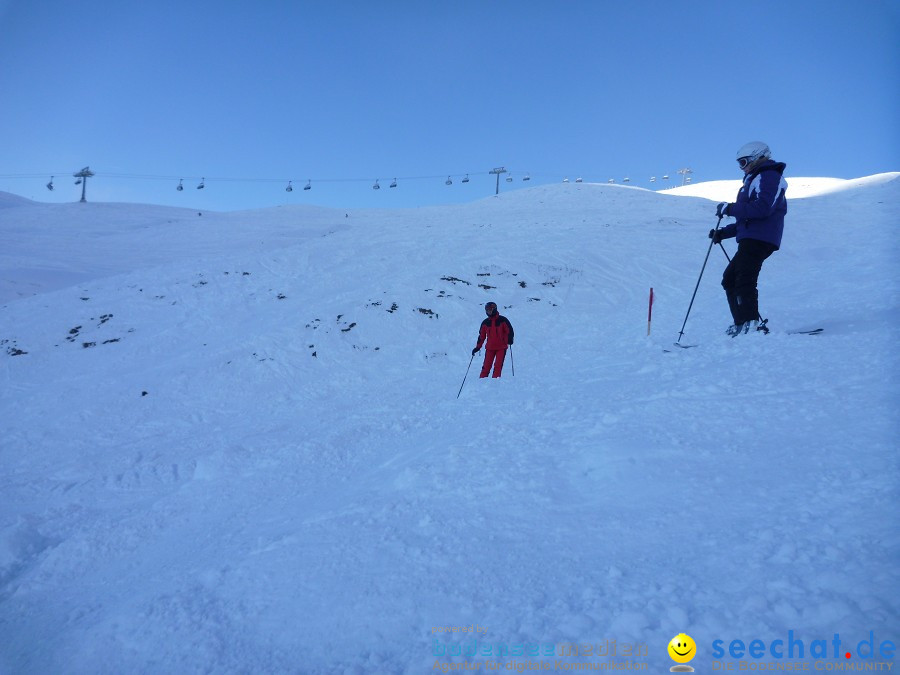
[472,302,514,378]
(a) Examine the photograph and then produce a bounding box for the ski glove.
[472,347,480,356]
[716,202,730,218]
[709,229,725,244]
[508,338,513,346]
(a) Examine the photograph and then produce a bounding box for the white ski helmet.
[735,141,771,168]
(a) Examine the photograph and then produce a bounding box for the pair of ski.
[665,327,823,352]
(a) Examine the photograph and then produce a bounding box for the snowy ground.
[1,175,898,674]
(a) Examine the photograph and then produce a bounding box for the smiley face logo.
[668,633,697,664]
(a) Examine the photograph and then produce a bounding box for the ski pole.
[457,352,476,399]
[676,215,722,344]
[718,242,732,263]
[509,346,514,376]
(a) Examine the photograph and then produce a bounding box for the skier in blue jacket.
[710,141,787,335]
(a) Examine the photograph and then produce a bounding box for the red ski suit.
[475,313,514,378]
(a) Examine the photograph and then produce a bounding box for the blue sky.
[0,0,897,211]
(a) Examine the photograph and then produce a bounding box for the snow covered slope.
[1,176,898,674]
[0,197,349,303]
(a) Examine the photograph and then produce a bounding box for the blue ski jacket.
[720,160,788,249]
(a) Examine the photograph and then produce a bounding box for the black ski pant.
[721,238,777,325]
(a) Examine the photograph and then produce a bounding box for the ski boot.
[731,318,770,337]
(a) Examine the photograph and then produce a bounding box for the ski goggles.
[737,156,753,169]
